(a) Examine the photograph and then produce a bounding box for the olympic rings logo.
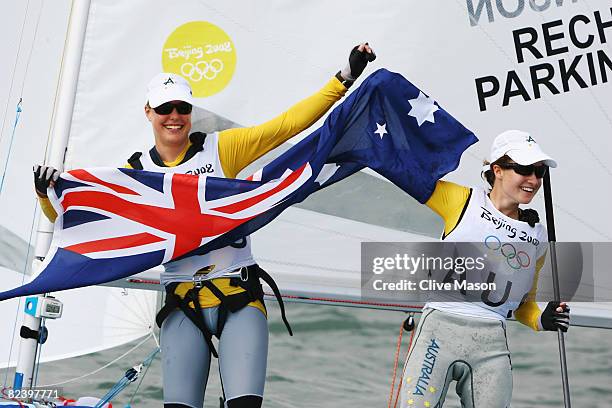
[180,59,224,82]
[484,235,531,270]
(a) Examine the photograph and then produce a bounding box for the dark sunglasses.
[498,163,548,178]
[153,101,193,115]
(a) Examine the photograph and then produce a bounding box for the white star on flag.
[374,123,388,139]
[407,92,439,126]
[315,163,340,185]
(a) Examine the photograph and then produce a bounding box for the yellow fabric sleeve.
[174,79,348,314]
[217,77,348,178]
[38,194,58,223]
[514,253,546,331]
[425,181,471,236]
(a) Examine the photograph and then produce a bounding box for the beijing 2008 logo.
[162,21,236,98]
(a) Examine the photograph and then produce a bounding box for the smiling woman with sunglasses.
[482,130,553,213]
[134,45,375,408]
[399,130,571,408]
[32,43,376,408]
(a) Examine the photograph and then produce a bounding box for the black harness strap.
[127,152,143,170]
[226,265,292,335]
[156,283,219,358]
[127,132,207,169]
[155,264,293,359]
[252,266,293,336]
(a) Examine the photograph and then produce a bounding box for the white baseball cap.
[146,73,194,108]
[490,130,557,168]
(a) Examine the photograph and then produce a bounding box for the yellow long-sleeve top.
[37,76,348,314]
[425,180,544,331]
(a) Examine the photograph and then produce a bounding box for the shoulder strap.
[127,152,143,170]
[189,132,207,150]
[180,132,207,163]
[519,208,540,227]
[129,133,207,169]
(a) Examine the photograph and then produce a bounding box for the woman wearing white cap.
[400,130,570,408]
[34,44,375,408]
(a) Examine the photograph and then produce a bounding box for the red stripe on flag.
[69,169,139,195]
[65,232,164,255]
[212,163,307,214]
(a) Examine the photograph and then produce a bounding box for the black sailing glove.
[540,301,570,332]
[337,43,377,88]
[33,164,60,197]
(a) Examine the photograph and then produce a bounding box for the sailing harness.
[155,264,293,358]
[131,132,292,357]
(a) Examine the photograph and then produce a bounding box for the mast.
[13,0,92,392]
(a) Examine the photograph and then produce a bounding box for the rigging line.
[387,323,404,408]
[393,328,416,408]
[127,348,159,406]
[0,0,42,192]
[16,0,44,99]
[37,333,153,388]
[451,0,612,178]
[0,100,23,195]
[0,0,32,149]
[2,197,40,388]
[1,298,24,389]
[151,330,159,348]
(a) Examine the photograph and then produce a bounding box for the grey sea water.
[4,303,611,408]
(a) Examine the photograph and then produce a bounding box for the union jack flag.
[55,165,312,262]
[0,164,313,300]
[0,69,477,301]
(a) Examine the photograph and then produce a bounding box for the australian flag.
[0,69,477,301]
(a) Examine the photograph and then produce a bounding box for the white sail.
[1,0,612,358]
[0,267,156,368]
[53,0,612,242]
[0,0,158,369]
